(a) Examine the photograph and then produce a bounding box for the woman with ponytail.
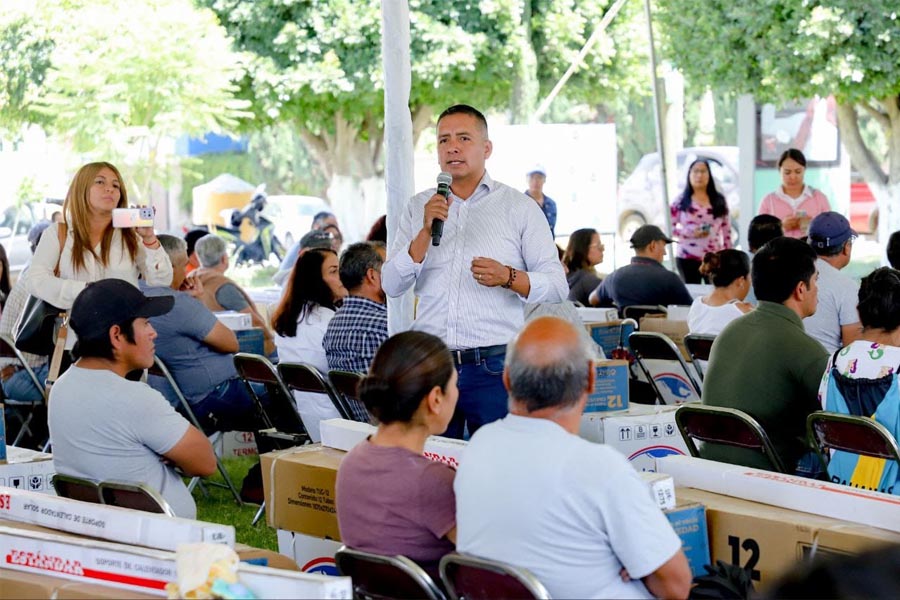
[335,331,458,576]
[687,249,752,335]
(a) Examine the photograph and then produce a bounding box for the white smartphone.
[112,207,154,228]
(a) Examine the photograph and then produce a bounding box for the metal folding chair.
[683,333,716,383]
[440,552,551,600]
[622,304,667,322]
[52,473,102,504]
[148,355,243,506]
[675,403,787,473]
[98,480,176,517]
[275,361,353,422]
[335,545,447,600]
[807,411,900,475]
[0,333,48,447]
[327,369,372,423]
[628,331,702,404]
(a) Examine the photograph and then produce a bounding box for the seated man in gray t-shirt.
[48,279,216,518]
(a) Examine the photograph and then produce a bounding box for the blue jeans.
[442,353,509,440]
[190,377,271,434]
[2,364,48,404]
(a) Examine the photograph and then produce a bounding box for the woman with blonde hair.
[26,162,172,311]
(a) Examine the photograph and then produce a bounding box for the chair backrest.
[622,304,667,322]
[683,333,716,382]
[328,369,372,423]
[52,473,102,504]
[439,553,551,600]
[98,480,176,517]
[277,361,354,421]
[0,333,47,401]
[807,411,900,465]
[233,353,305,435]
[335,546,447,600]
[148,355,209,432]
[628,331,702,404]
[675,403,787,473]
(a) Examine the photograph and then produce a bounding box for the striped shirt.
[382,172,567,350]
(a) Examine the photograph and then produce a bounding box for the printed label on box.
[665,502,710,578]
[587,360,629,413]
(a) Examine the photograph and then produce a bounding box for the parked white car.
[617,146,740,242]
[262,194,331,248]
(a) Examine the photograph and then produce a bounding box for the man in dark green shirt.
[702,237,828,474]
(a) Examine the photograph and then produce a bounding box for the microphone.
[432,172,452,247]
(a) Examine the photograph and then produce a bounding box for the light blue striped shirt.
[383,172,567,350]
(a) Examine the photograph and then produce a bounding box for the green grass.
[193,455,277,551]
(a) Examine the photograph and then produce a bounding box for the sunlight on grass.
[193,456,277,551]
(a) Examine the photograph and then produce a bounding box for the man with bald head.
[454,316,691,599]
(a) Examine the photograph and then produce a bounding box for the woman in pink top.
[670,159,732,283]
[758,148,831,238]
[335,331,459,579]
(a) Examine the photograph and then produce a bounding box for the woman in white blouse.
[26,162,172,310]
[688,249,753,336]
[271,247,348,440]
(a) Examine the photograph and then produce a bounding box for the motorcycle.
[210,185,286,267]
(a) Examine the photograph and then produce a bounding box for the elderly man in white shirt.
[382,104,567,439]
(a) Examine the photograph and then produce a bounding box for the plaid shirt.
[323,296,388,374]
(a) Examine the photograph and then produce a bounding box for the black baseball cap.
[630,224,674,249]
[69,279,174,342]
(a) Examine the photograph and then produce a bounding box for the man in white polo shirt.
[803,211,861,353]
[454,316,691,599]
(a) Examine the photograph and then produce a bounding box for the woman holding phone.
[25,162,172,310]
[758,148,831,238]
[670,158,732,283]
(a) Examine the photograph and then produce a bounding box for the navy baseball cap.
[630,224,674,248]
[807,211,857,249]
[70,279,174,342]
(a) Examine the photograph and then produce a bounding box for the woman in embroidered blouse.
[758,148,831,239]
[670,159,732,283]
[26,162,172,310]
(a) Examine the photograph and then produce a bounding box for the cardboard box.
[637,316,690,361]
[0,486,235,551]
[260,445,344,539]
[587,360,629,412]
[664,500,709,578]
[640,472,676,510]
[0,524,351,598]
[585,320,635,355]
[277,529,342,576]
[657,455,900,534]
[676,487,900,591]
[319,419,467,469]
[577,307,619,323]
[218,430,258,458]
[0,446,55,496]
[579,404,688,472]
[214,310,252,330]
[0,567,160,599]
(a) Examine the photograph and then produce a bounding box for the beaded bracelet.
[501,265,516,289]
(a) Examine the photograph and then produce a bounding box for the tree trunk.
[835,101,899,242]
[510,1,538,124]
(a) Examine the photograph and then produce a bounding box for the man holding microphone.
[382,104,567,438]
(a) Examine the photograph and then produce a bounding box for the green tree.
[1,0,249,206]
[0,8,54,135]
[202,0,648,238]
[657,0,900,236]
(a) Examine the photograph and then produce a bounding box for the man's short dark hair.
[339,242,384,291]
[747,214,783,253]
[72,319,137,361]
[312,211,335,229]
[887,231,900,269]
[438,104,488,137]
[751,237,817,304]
[184,228,208,256]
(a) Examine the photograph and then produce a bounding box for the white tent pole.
[382,0,416,334]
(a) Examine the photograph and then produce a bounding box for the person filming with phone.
[24,162,172,346]
[382,104,567,440]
